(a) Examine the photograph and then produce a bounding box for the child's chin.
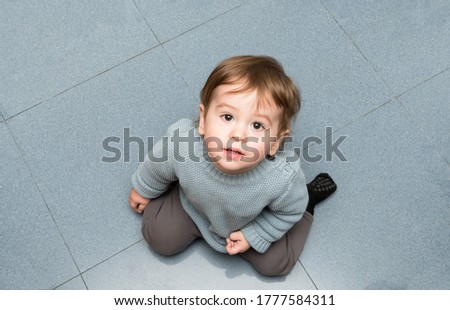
[214,161,255,175]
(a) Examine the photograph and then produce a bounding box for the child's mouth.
[224,148,244,158]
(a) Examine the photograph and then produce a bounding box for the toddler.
[129,55,336,276]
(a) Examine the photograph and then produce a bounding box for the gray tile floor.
[1,0,449,290]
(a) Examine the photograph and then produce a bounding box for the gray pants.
[141,183,313,276]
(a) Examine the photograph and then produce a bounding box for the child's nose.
[230,124,247,142]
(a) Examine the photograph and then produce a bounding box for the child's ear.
[198,104,206,136]
[269,129,289,156]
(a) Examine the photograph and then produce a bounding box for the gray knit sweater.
[132,119,308,254]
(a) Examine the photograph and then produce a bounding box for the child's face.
[198,82,287,174]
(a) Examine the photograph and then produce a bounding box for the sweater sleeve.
[131,122,184,198]
[241,165,309,253]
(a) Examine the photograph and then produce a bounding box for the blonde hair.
[200,55,301,133]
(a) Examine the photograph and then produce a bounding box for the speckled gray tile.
[399,69,450,164]
[55,276,87,290]
[299,101,450,289]
[134,0,244,43]
[163,0,391,145]
[0,0,158,119]
[321,0,450,95]
[6,47,198,272]
[83,240,316,289]
[0,123,79,289]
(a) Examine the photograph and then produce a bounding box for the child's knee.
[257,264,293,277]
[253,255,296,277]
[150,244,181,257]
[141,222,179,256]
[142,220,198,256]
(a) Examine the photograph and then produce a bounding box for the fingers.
[129,189,150,214]
[136,203,146,214]
[227,241,245,255]
[129,197,140,213]
[226,241,238,255]
[129,200,138,212]
[226,231,241,254]
[226,231,250,255]
[226,236,243,255]
[226,238,234,255]
[129,199,145,214]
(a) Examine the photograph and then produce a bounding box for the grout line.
[52,274,88,290]
[395,66,450,98]
[132,0,163,46]
[161,45,200,105]
[131,0,198,104]
[133,0,247,108]
[298,260,319,290]
[295,99,393,167]
[7,1,249,124]
[317,1,450,166]
[319,1,450,101]
[162,4,247,103]
[4,46,159,122]
[78,273,89,290]
[0,102,5,122]
[334,99,392,134]
[159,3,246,45]
[51,239,144,290]
[4,121,85,280]
[301,98,392,144]
[79,239,144,279]
[318,0,394,96]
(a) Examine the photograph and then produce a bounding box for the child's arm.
[226,231,250,255]
[131,122,185,202]
[128,188,150,214]
[241,172,309,254]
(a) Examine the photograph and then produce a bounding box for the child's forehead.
[213,83,277,108]
[211,84,283,121]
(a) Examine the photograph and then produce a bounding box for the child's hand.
[226,230,250,255]
[129,188,150,214]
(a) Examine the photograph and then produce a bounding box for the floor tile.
[0,0,158,119]
[134,0,244,43]
[83,240,316,289]
[299,101,450,289]
[321,0,450,94]
[399,69,450,164]
[0,123,79,289]
[6,47,198,272]
[163,0,391,144]
[55,276,87,290]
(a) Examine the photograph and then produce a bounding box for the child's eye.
[252,122,265,130]
[222,114,233,122]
